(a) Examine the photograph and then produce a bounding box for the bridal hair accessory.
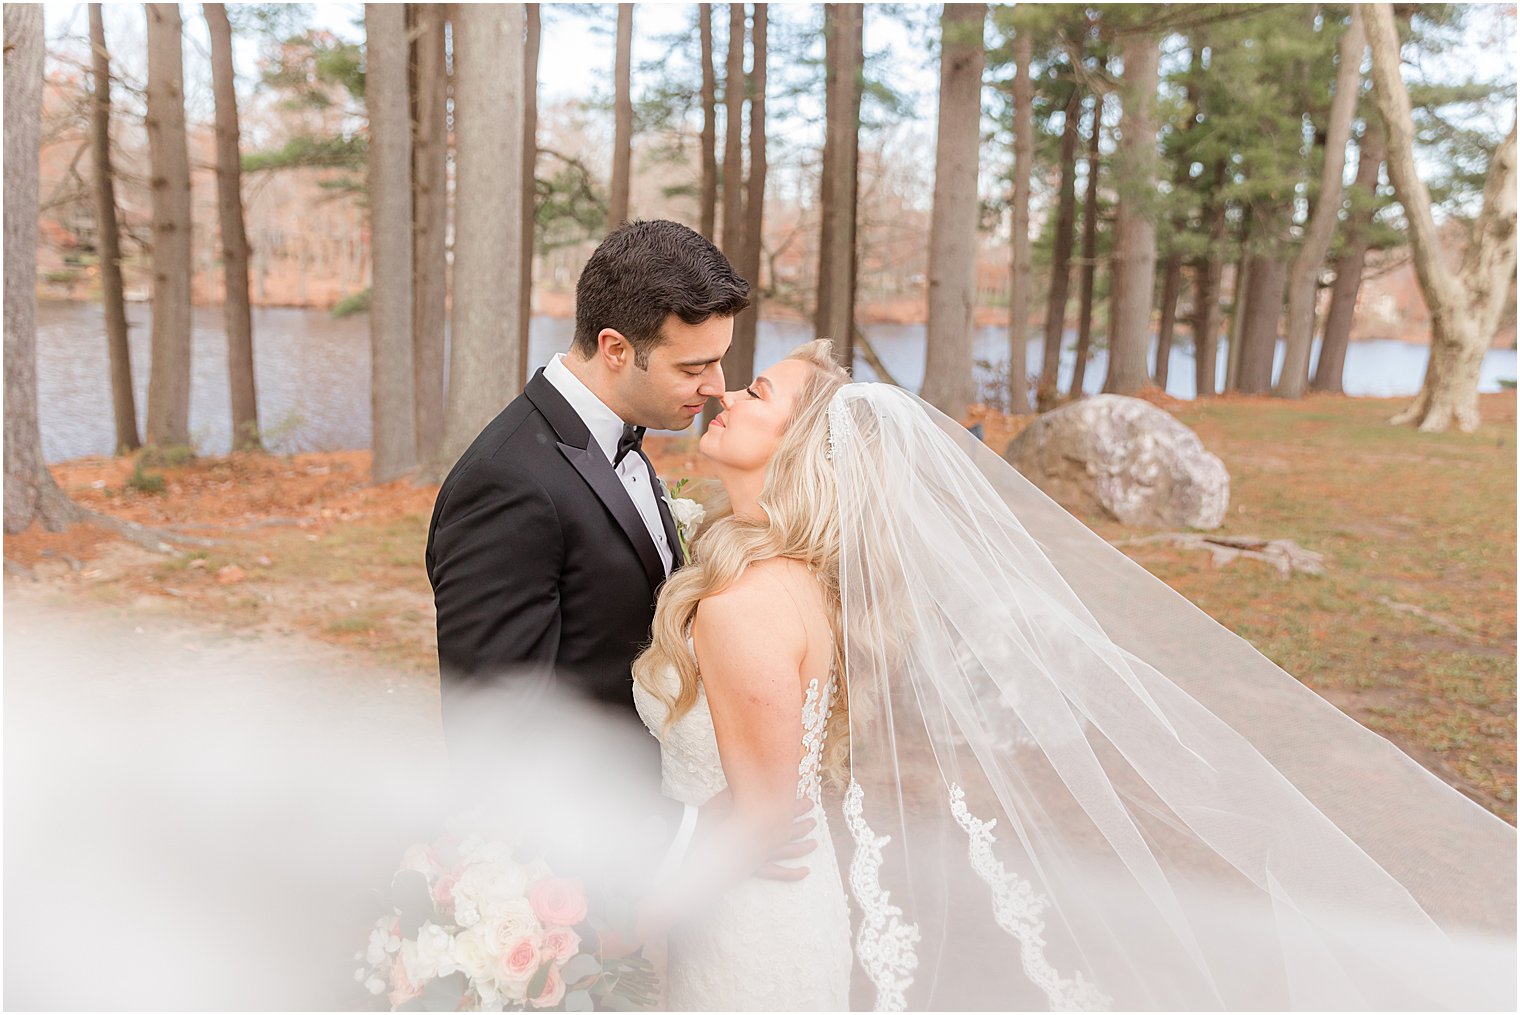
[824,382,1515,1011]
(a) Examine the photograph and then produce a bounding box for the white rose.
[480,899,542,953]
[451,927,498,986]
[453,861,529,928]
[364,975,386,996]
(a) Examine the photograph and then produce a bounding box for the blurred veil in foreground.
[4,595,668,1010]
[828,383,1516,1011]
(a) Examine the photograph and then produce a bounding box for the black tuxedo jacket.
[425,369,685,743]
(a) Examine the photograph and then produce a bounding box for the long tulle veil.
[827,382,1515,1011]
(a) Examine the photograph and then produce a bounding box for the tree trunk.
[1276,8,1365,399]
[698,4,718,241]
[144,3,193,450]
[1366,2,1517,432]
[1225,214,1253,392]
[1153,44,1201,396]
[364,3,417,482]
[816,2,862,371]
[6,4,78,534]
[1191,159,1229,399]
[608,4,633,230]
[711,1,750,413]
[720,3,745,257]
[410,2,448,463]
[205,3,260,451]
[1037,80,1082,411]
[520,4,540,383]
[1004,29,1034,413]
[1152,253,1183,392]
[1072,76,1105,400]
[1102,32,1161,396]
[1236,215,1289,395]
[920,2,985,421]
[1314,118,1385,394]
[87,3,139,453]
[730,3,766,391]
[429,3,525,479]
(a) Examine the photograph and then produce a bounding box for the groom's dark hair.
[572,219,750,368]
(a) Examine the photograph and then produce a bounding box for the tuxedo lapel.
[526,370,666,592]
[645,453,685,570]
[557,441,666,592]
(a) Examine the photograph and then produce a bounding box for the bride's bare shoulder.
[692,557,816,649]
[709,557,815,607]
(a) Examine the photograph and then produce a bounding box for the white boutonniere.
[661,477,705,562]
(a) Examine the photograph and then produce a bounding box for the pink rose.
[432,868,460,908]
[387,956,423,1007]
[542,926,582,966]
[530,965,566,1009]
[527,878,588,927]
[498,935,542,985]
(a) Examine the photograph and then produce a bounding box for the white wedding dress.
[633,647,853,1011]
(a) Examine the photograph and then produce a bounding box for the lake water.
[35,301,1519,463]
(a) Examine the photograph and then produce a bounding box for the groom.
[426,219,741,730]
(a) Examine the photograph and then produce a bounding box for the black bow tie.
[614,423,646,467]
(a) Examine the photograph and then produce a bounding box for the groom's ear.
[597,328,634,372]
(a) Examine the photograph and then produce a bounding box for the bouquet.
[355,829,658,1011]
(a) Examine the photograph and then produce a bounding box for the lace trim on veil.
[843,779,921,1012]
[949,785,1111,1012]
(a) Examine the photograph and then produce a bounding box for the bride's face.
[699,358,813,471]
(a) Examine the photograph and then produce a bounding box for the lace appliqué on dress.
[843,779,921,1012]
[797,676,832,805]
[949,784,1111,1012]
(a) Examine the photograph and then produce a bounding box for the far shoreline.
[35,293,1518,351]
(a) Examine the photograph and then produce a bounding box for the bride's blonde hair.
[633,339,853,783]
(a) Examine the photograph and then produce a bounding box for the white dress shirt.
[543,353,674,576]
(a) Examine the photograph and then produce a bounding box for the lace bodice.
[632,640,835,807]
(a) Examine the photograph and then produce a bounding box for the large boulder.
[1003,395,1229,529]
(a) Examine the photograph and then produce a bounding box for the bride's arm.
[637,560,817,935]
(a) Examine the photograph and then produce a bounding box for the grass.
[1082,393,1516,820]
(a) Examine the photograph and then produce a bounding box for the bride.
[631,340,1516,1011]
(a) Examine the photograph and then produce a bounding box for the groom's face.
[615,313,733,431]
